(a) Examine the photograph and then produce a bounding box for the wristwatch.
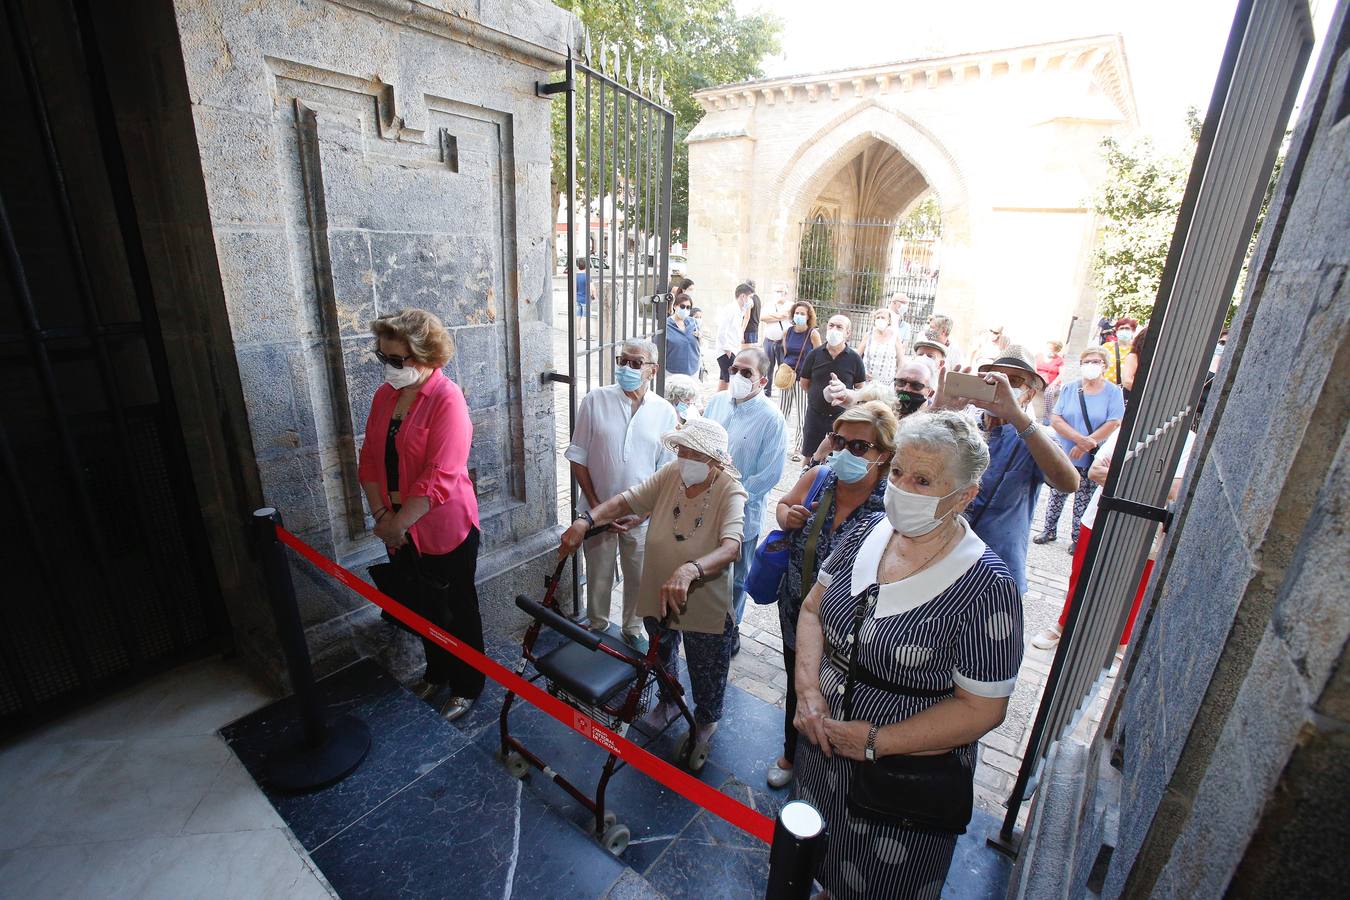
[864,723,879,762]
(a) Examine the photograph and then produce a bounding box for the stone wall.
[686,37,1133,354]
[169,0,582,680]
[1012,4,1349,895]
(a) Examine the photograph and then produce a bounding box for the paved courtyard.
[547,281,1109,825]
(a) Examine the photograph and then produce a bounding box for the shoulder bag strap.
[1113,343,1123,384]
[840,584,881,721]
[800,481,837,598]
[1076,384,1097,436]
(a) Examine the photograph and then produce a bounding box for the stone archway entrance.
[687,35,1137,354]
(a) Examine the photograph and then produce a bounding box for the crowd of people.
[361,290,1155,899]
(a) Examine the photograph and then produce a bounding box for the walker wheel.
[603,811,618,829]
[500,750,530,780]
[675,731,693,765]
[601,822,631,856]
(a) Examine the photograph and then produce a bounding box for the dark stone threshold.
[221,629,1011,898]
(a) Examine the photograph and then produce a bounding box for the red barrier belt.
[275,525,777,844]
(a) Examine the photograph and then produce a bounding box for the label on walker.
[275,525,777,844]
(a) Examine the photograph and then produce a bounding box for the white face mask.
[884,480,961,537]
[874,320,887,332]
[384,363,421,389]
[730,372,757,401]
[826,329,846,348]
[679,458,710,487]
[1080,362,1105,381]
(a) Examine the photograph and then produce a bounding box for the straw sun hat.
[661,418,740,480]
[977,344,1046,393]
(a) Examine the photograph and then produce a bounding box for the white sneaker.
[767,761,794,789]
[1031,625,1062,650]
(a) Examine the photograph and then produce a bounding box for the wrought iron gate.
[996,0,1313,849]
[0,0,227,732]
[541,48,676,609]
[794,214,941,343]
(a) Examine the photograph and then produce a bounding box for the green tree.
[551,0,781,239]
[1092,108,1283,327]
[1090,126,1193,325]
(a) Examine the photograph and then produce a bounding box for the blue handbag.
[746,467,831,605]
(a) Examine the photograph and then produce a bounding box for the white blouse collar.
[851,517,987,619]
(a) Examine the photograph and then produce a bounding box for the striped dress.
[793,513,1023,900]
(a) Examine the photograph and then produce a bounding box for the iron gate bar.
[557,55,676,614]
[995,0,1313,849]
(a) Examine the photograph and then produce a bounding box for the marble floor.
[0,656,335,899]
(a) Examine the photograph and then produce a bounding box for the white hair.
[899,356,935,387]
[664,373,700,406]
[621,337,658,364]
[894,410,990,488]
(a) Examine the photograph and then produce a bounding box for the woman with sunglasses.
[358,309,485,722]
[665,293,702,377]
[764,401,898,790]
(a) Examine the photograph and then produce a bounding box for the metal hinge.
[536,77,572,98]
[540,370,572,386]
[1099,495,1173,530]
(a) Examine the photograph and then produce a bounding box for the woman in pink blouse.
[358,309,483,721]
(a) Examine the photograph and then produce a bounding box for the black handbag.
[368,543,450,635]
[838,586,973,834]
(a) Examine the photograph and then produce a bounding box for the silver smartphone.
[945,371,998,402]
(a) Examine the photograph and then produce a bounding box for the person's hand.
[1075,436,1098,453]
[611,514,643,534]
[557,519,587,559]
[1069,445,1087,463]
[659,563,698,618]
[782,502,815,530]
[794,690,834,757]
[822,718,871,761]
[958,371,1028,427]
[823,373,855,408]
[930,362,973,411]
[374,514,408,550]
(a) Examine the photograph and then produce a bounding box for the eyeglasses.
[828,432,877,457]
[374,348,414,369]
[894,378,926,393]
[615,356,652,370]
[729,365,759,379]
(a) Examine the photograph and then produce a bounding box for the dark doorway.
[0,0,228,733]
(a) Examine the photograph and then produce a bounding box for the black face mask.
[895,390,927,416]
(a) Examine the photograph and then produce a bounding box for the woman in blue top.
[1036,345,1125,552]
[664,292,701,376]
[765,401,895,790]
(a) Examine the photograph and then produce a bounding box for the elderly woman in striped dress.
[792,411,1024,900]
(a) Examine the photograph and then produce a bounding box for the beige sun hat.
[911,338,948,358]
[662,417,740,479]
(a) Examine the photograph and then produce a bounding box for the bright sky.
[734,0,1334,151]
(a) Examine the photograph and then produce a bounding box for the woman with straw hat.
[558,417,747,767]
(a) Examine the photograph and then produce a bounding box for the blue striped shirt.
[703,391,787,539]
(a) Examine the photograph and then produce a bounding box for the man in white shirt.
[564,338,677,651]
[703,347,787,653]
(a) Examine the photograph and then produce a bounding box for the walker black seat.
[534,630,641,706]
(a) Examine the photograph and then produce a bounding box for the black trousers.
[802,407,833,458]
[782,643,799,764]
[393,526,485,698]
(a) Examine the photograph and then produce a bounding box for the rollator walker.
[498,528,702,855]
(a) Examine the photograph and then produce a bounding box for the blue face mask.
[676,402,688,419]
[615,365,643,391]
[827,450,873,484]
[793,313,808,327]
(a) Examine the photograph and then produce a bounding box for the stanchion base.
[264,714,372,793]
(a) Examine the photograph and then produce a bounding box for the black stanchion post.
[252,507,371,792]
[765,800,827,900]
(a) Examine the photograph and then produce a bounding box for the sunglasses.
[828,432,877,457]
[675,302,692,311]
[894,378,926,393]
[729,365,759,379]
[615,356,652,370]
[374,348,414,369]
